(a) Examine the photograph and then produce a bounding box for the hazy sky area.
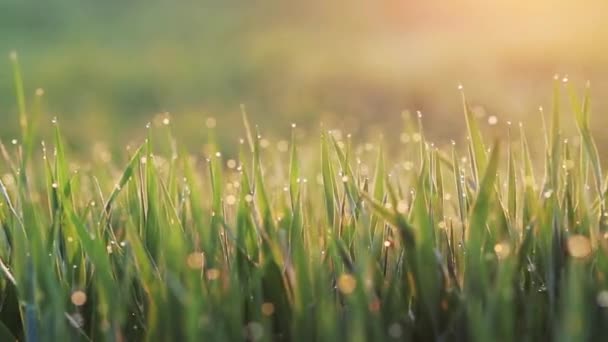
[1,0,607,150]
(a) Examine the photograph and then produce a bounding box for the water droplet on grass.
[206,117,217,128]
[277,140,289,152]
[67,313,85,328]
[225,195,236,206]
[388,323,403,338]
[403,161,414,171]
[567,235,592,259]
[71,291,87,306]
[206,268,221,280]
[338,274,357,295]
[494,241,511,260]
[261,302,275,316]
[186,252,205,269]
[397,200,408,214]
[596,291,608,307]
[245,322,264,341]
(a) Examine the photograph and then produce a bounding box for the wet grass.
[1,55,608,341]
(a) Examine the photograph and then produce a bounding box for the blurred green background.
[1,0,608,151]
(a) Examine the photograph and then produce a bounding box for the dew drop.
[596,291,608,307]
[245,322,264,341]
[567,235,592,259]
[396,200,408,214]
[71,291,87,306]
[337,274,357,295]
[186,252,205,269]
[389,323,403,338]
[206,268,221,280]
[261,302,275,316]
[494,241,511,260]
[205,117,217,128]
[277,140,289,152]
[225,195,236,206]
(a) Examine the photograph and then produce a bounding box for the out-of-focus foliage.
[1,0,608,152]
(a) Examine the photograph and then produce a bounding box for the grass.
[1,55,608,342]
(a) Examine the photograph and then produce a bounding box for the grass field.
[3,0,608,151]
[1,53,608,341]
